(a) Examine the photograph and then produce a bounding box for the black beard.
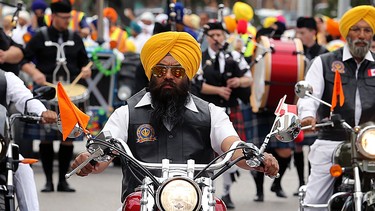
[149,77,191,130]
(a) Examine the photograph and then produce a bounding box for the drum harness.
[40,27,75,84]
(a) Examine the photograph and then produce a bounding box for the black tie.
[214,52,221,71]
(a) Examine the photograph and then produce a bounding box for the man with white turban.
[71,31,279,205]
[298,5,375,210]
[11,10,31,46]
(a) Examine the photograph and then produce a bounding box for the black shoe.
[270,184,287,198]
[221,194,235,209]
[57,181,76,192]
[41,182,54,192]
[253,194,264,202]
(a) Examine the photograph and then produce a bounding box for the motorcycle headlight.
[156,177,201,211]
[356,125,375,159]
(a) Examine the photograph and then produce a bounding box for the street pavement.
[32,141,303,211]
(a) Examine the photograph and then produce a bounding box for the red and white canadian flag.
[274,95,297,116]
[368,69,375,77]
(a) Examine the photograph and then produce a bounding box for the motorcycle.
[66,97,301,211]
[296,81,375,211]
[0,86,56,211]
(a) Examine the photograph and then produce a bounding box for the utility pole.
[97,0,104,44]
[337,0,350,18]
[297,0,312,17]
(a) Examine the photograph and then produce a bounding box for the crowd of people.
[1,0,375,210]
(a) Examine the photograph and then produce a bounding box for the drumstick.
[44,81,56,88]
[70,61,93,87]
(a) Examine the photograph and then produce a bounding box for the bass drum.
[250,36,305,112]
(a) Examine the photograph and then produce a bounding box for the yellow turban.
[233,2,254,21]
[263,17,277,28]
[140,32,202,80]
[339,5,375,38]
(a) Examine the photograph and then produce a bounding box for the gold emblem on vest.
[136,124,157,143]
[331,61,345,73]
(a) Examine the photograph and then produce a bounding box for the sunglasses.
[151,65,186,79]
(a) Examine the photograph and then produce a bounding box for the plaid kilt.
[241,106,294,149]
[229,105,246,141]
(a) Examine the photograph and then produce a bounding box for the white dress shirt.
[297,44,374,125]
[5,71,46,115]
[102,92,238,154]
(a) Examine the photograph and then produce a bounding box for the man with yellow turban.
[71,31,279,206]
[298,5,375,211]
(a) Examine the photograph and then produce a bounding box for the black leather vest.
[199,50,250,107]
[0,70,7,107]
[120,89,214,202]
[317,48,375,140]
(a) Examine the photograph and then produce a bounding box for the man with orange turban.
[102,7,128,53]
[71,31,279,205]
[298,5,375,211]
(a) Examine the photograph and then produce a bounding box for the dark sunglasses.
[151,65,186,79]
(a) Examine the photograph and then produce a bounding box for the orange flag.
[57,82,90,141]
[331,70,345,112]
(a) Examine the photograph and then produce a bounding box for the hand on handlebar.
[253,152,279,178]
[40,110,57,124]
[71,152,99,177]
[301,116,317,132]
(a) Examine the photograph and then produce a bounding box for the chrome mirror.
[295,81,313,98]
[272,112,301,142]
[57,116,83,138]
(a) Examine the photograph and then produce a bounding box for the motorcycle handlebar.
[9,113,42,125]
[115,138,247,171]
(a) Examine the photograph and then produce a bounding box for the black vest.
[199,50,250,107]
[120,89,214,202]
[317,48,375,140]
[0,70,7,107]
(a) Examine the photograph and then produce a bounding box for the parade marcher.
[296,17,329,62]
[103,7,128,53]
[297,5,375,211]
[21,0,91,192]
[43,0,89,38]
[68,0,90,38]
[2,15,13,36]
[0,27,24,75]
[71,31,279,206]
[124,8,150,54]
[11,10,31,47]
[192,22,252,208]
[28,0,48,37]
[293,16,329,196]
[249,20,292,202]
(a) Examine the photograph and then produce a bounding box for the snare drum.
[250,36,305,112]
[49,84,89,114]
